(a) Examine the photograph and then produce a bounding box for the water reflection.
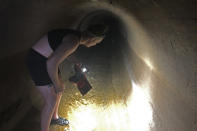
[64,80,153,131]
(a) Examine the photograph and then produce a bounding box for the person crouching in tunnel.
[26,24,108,131]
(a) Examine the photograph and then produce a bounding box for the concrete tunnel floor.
[0,1,197,131]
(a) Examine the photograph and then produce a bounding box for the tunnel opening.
[58,9,154,131]
[67,10,132,103]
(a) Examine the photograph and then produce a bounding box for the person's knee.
[57,92,63,97]
[45,94,58,109]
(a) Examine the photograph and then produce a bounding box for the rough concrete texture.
[0,0,197,131]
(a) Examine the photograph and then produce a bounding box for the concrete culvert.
[0,1,197,131]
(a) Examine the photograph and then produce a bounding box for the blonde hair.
[80,24,108,42]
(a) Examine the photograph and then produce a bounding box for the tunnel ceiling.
[0,0,196,59]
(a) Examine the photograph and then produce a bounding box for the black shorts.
[26,48,53,86]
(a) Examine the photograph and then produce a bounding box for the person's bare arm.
[46,34,79,93]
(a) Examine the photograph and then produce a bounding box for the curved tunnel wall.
[0,1,196,131]
[72,4,197,131]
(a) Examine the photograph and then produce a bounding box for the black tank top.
[48,29,81,51]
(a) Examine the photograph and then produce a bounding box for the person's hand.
[71,82,77,87]
[55,87,64,94]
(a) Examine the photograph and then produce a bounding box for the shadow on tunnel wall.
[0,51,33,130]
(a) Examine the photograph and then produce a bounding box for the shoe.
[50,117,69,126]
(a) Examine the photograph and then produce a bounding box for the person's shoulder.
[63,28,81,40]
[62,33,79,44]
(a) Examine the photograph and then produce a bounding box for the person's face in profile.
[85,36,104,47]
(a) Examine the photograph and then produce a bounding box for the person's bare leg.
[36,85,57,131]
[52,92,62,120]
[40,103,53,131]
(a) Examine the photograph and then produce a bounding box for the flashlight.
[82,67,87,73]
[69,63,92,96]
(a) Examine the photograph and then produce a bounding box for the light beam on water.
[65,80,153,131]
